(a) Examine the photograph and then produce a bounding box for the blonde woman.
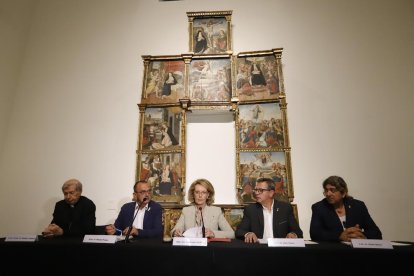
[171,178,235,239]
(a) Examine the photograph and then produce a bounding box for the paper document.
[117,235,126,242]
[183,226,203,238]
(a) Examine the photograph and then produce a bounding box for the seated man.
[235,177,303,243]
[310,175,382,241]
[105,180,163,239]
[42,178,96,237]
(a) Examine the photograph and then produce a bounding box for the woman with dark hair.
[310,175,382,241]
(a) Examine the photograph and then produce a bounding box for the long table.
[0,237,412,275]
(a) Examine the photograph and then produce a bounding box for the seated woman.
[171,178,235,239]
[310,175,382,242]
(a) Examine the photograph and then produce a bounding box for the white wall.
[0,0,413,241]
[0,0,35,157]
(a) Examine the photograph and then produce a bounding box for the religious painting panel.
[140,106,182,151]
[237,102,285,149]
[139,152,184,205]
[189,55,232,103]
[187,11,232,55]
[141,55,185,105]
[234,49,284,102]
[237,150,293,204]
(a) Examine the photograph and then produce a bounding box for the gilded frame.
[187,10,232,55]
[137,105,187,205]
[136,10,295,210]
[233,49,285,102]
[141,55,186,105]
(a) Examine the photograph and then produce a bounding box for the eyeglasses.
[194,191,208,196]
[253,188,272,194]
[135,189,152,195]
[323,188,338,195]
[63,191,78,196]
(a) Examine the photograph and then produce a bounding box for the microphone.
[198,207,206,238]
[125,197,148,243]
[140,197,149,209]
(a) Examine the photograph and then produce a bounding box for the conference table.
[0,236,412,275]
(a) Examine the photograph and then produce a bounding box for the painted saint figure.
[162,72,177,98]
[194,30,208,54]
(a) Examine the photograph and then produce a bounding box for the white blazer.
[171,205,235,238]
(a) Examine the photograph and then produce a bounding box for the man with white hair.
[42,178,96,237]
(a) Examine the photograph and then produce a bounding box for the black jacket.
[310,197,382,241]
[235,200,303,239]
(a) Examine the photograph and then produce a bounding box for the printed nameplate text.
[83,235,117,244]
[5,234,38,242]
[172,237,208,247]
[268,238,305,247]
[351,239,393,249]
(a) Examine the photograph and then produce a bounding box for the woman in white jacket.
[171,178,235,239]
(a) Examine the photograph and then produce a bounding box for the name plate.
[5,234,38,242]
[351,239,393,249]
[172,237,208,247]
[83,235,117,244]
[268,238,305,247]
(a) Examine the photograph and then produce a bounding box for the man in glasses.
[42,178,96,237]
[105,180,163,239]
[235,177,303,243]
[309,175,382,241]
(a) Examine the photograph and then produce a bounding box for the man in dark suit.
[105,180,163,239]
[235,177,303,243]
[310,175,382,241]
[42,178,96,237]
